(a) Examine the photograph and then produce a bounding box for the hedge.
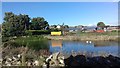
[26,30,51,35]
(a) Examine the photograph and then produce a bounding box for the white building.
[56,25,61,29]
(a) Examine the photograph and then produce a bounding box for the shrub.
[14,36,49,51]
[26,30,51,35]
[2,37,9,42]
[50,28,61,32]
[111,30,117,32]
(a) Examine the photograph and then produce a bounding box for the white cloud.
[86,21,118,26]
[106,21,118,26]
[87,24,96,26]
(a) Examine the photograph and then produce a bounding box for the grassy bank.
[44,31,119,41]
[3,36,49,51]
[78,31,118,36]
[2,36,50,66]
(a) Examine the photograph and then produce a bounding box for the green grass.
[15,36,49,51]
[3,36,49,51]
[78,31,118,36]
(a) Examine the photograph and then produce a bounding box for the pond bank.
[1,52,120,68]
[64,54,120,68]
[44,35,119,41]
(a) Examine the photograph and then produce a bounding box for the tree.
[52,25,57,28]
[97,22,105,29]
[2,12,30,37]
[30,17,49,30]
[19,14,30,30]
[64,25,69,28]
[2,12,17,36]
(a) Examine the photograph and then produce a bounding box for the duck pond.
[49,40,120,57]
[1,37,120,67]
[2,36,120,58]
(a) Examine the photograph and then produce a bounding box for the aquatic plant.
[12,36,49,51]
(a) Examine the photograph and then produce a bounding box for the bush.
[14,36,49,51]
[50,28,61,32]
[111,30,117,32]
[26,30,51,35]
[25,30,32,36]
[2,37,9,42]
[26,29,62,35]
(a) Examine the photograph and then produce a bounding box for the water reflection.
[51,40,62,48]
[49,40,63,53]
[49,40,119,57]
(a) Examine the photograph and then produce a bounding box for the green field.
[78,31,118,36]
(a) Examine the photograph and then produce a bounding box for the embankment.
[44,35,119,41]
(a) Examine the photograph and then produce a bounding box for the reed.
[13,36,49,51]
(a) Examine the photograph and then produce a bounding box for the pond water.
[49,40,120,57]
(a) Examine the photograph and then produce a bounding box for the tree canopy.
[2,12,30,37]
[2,12,49,37]
[29,17,49,30]
[97,22,105,29]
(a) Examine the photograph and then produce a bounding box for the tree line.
[2,12,49,37]
[2,12,106,37]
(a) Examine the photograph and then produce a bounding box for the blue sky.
[2,2,118,26]
[1,0,119,2]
